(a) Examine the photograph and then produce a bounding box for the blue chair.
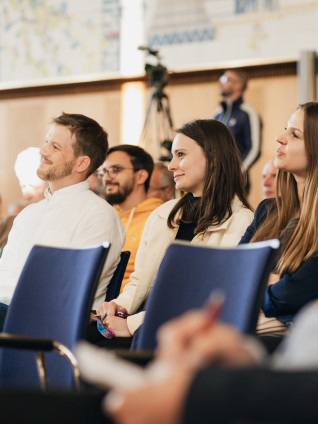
[0,242,110,390]
[136,239,279,350]
[105,251,130,301]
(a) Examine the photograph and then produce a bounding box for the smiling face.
[37,124,77,184]
[168,133,207,197]
[103,151,136,205]
[274,108,308,181]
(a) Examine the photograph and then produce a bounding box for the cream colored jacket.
[114,197,254,334]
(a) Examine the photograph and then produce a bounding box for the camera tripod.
[139,88,174,162]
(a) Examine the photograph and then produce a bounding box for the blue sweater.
[240,199,318,324]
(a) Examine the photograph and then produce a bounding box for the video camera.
[138,46,168,93]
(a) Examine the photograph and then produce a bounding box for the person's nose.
[263,175,271,187]
[275,133,287,145]
[40,143,49,157]
[168,156,177,171]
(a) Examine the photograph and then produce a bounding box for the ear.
[135,169,149,186]
[74,155,91,175]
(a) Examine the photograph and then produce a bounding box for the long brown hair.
[167,119,251,235]
[252,102,318,275]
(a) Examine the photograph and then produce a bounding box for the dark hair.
[52,112,108,177]
[167,119,251,234]
[106,144,154,192]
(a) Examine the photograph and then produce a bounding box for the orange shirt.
[115,197,163,292]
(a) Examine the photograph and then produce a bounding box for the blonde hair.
[252,102,318,275]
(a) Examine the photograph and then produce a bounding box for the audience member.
[147,162,175,202]
[0,112,125,330]
[96,119,253,340]
[0,216,15,251]
[103,300,318,424]
[240,102,318,340]
[7,200,26,215]
[14,147,48,204]
[261,158,277,199]
[103,145,163,292]
[88,170,106,198]
[0,147,48,249]
[214,68,262,193]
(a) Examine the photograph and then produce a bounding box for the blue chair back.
[105,251,130,301]
[0,243,110,389]
[136,240,279,350]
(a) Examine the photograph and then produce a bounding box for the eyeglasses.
[96,166,138,179]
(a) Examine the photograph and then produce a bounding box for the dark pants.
[85,322,132,349]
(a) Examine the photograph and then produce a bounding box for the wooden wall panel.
[0,62,300,213]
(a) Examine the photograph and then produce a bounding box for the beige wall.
[0,72,298,214]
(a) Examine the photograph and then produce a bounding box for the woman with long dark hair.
[97,119,253,339]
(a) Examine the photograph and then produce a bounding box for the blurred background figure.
[0,147,48,251]
[261,159,277,199]
[147,162,175,202]
[14,147,48,205]
[7,201,26,216]
[88,170,106,198]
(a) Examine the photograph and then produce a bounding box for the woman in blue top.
[241,102,318,332]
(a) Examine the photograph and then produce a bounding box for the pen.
[204,289,225,325]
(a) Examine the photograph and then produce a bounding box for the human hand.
[96,301,127,317]
[96,301,110,316]
[102,315,132,337]
[103,368,191,424]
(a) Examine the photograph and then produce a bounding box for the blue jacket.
[240,199,318,324]
[215,96,262,170]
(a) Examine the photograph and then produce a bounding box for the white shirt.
[0,180,125,309]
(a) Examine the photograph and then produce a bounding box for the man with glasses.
[102,145,163,294]
[214,69,262,193]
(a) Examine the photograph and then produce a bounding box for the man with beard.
[0,113,125,330]
[103,145,163,293]
[214,69,262,193]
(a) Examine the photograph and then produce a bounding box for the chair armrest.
[0,333,81,391]
[0,333,55,351]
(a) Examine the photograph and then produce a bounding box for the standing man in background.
[215,69,262,193]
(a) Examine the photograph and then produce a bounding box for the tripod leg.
[140,93,156,140]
